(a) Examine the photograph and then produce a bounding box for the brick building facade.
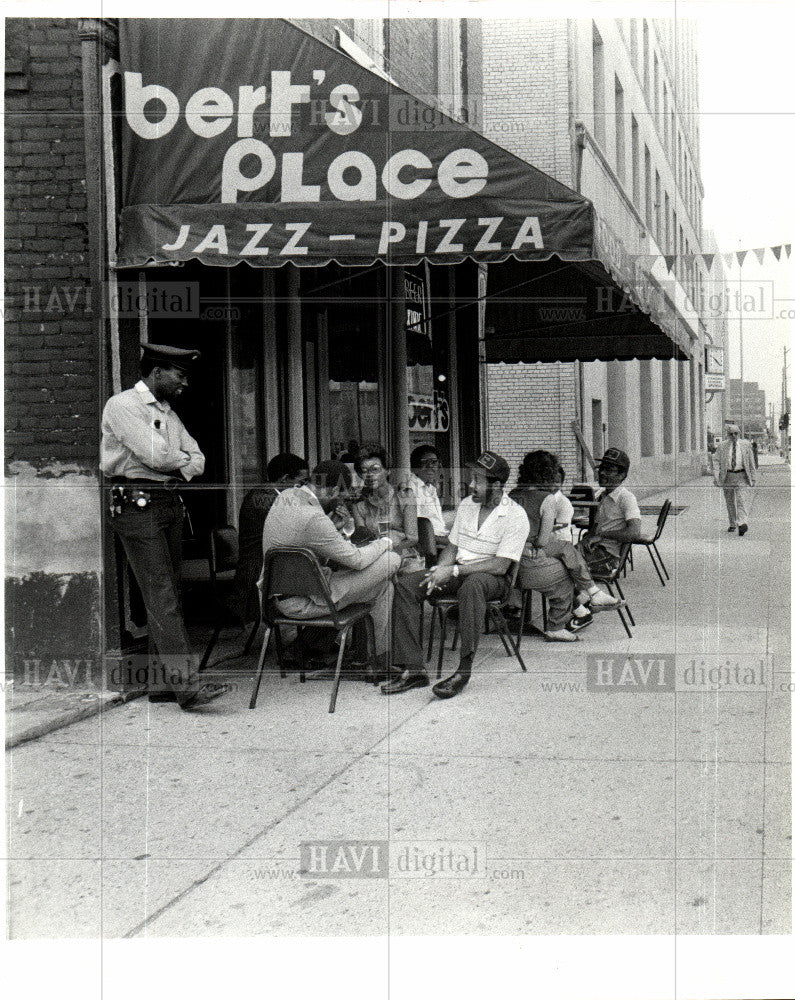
[5,18,102,666]
[481,18,712,491]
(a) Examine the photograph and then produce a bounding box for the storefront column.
[262,270,280,463]
[286,264,305,455]
[391,266,410,472]
[446,267,461,480]
[606,361,630,454]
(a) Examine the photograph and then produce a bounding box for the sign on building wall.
[705,345,725,391]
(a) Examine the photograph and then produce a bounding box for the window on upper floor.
[642,20,650,95]
[644,145,652,229]
[592,23,605,147]
[436,18,463,121]
[653,52,660,125]
[614,75,626,183]
[665,192,671,253]
[631,115,640,207]
[655,170,662,245]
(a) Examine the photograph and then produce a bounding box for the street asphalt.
[5,457,791,938]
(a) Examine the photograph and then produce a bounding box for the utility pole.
[738,242,745,436]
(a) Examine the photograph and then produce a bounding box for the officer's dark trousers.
[392,570,506,671]
[110,491,198,699]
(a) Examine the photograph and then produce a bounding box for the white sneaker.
[544,628,579,642]
[588,589,625,610]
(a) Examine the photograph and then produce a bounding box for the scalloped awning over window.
[115,17,692,361]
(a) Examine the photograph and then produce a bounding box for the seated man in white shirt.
[384,451,530,701]
[408,444,454,547]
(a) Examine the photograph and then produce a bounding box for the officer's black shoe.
[738,523,748,536]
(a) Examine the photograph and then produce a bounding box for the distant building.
[727,379,767,438]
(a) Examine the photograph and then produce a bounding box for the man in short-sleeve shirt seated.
[384,451,529,701]
[579,448,642,576]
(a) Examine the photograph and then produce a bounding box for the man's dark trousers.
[392,570,506,669]
[110,489,198,698]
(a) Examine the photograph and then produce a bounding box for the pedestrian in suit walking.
[715,423,756,535]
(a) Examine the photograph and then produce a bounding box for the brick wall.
[5,18,101,668]
[5,18,96,468]
[485,362,579,487]
[388,19,439,96]
[481,19,572,184]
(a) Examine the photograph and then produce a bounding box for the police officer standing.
[101,344,228,710]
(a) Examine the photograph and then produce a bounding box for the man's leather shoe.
[179,683,231,711]
[738,523,748,536]
[148,691,178,703]
[727,525,736,532]
[432,671,470,699]
[381,670,429,695]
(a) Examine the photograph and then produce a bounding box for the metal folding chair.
[632,498,672,586]
[249,546,377,714]
[590,543,635,638]
[425,562,527,678]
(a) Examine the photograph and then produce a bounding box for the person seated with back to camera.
[350,445,419,553]
[260,459,401,679]
[225,452,309,625]
[516,451,624,636]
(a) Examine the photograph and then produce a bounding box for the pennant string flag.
[772,246,782,261]
[753,247,766,265]
[736,250,748,267]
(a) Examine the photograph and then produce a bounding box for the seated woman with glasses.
[351,446,419,554]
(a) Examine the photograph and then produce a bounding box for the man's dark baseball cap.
[311,460,353,489]
[466,450,511,484]
[597,447,630,472]
[141,343,201,372]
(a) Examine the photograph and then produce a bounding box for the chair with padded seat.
[198,487,284,669]
[249,546,377,714]
[632,498,672,586]
[197,524,265,670]
[424,561,527,679]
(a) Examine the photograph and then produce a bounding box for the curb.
[6,689,145,750]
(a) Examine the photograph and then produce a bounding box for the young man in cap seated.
[579,447,642,578]
[384,450,530,700]
[260,460,402,678]
[100,343,230,710]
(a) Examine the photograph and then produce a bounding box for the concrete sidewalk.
[5,457,790,937]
